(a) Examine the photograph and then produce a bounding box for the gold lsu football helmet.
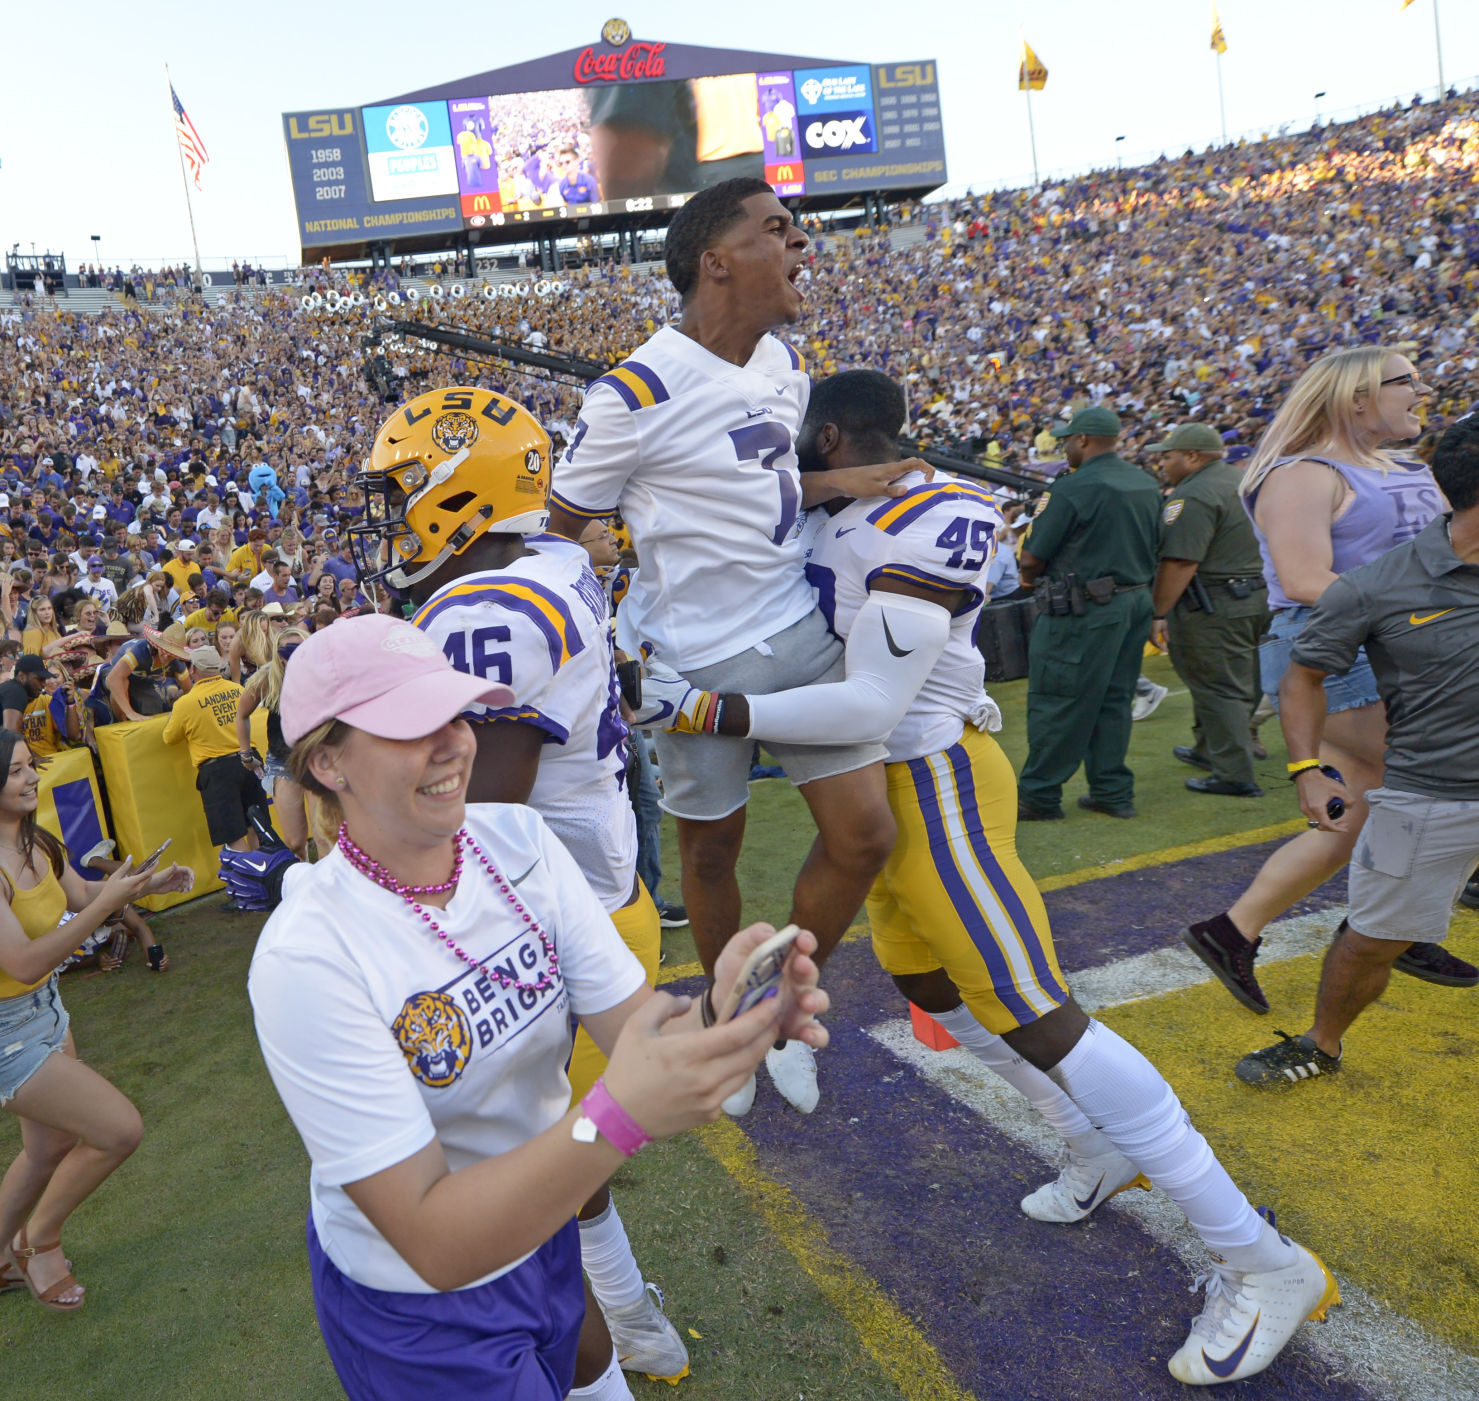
[350,386,551,589]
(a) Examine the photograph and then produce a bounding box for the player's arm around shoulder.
[547,384,640,541]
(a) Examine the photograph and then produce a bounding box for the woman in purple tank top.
[1180,346,1471,1009]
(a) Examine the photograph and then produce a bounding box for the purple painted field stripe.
[728,940,1372,1400]
[1040,836,1348,975]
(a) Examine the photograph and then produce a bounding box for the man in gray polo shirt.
[1236,415,1479,1089]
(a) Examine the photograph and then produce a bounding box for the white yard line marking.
[865,914,1479,1401]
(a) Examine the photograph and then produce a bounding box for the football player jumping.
[637,370,1341,1388]
[349,388,686,1398]
[546,177,920,1117]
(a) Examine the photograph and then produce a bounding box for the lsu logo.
[877,63,936,89]
[288,112,355,139]
[392,991,473,1088]
[432,411,479,454]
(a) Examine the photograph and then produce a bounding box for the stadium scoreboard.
[283,27,946,259]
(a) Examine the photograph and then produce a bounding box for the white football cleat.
[720,1073,756,1118]
[605,1281,691,1385]
[1168,1243,1341,1385]
[765,1039,819,1114]
[1131,681,1170,722]
[1020,1148,1151,1223]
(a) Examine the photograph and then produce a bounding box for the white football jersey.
[550,324,815,670]
[801,470,1003,763]
[412,536,635,911]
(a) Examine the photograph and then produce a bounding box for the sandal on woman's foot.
[5,1236,84,1311]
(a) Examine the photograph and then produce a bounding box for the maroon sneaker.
[1393,942,1479,987]
[1181,913,1268,1013]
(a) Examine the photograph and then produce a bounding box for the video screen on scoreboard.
[396,73,778,227]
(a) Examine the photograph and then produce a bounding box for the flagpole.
[1431,0,1445,96]
[1025,84,1040,189]
[1216,51,1228,144]
[166,63,204,285]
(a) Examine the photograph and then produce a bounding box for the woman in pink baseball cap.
[248,614,829,1401]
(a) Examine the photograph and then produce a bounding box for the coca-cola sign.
[573,41,667,84]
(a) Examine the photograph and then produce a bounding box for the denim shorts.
[0,976,70,1107]
[262,753,289,797]
[1259,606,1381,715]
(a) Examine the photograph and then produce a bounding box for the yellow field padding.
[1099,905,1479,1352]
[699,1117,978,1401]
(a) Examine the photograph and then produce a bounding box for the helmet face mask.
[350,387,551,590]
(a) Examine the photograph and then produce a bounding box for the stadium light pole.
[1115,135,1125,171]
[1313,90,1327,125]
[1431,0,1445,96]
[90,235,100,273]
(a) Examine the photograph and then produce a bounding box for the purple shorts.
[307,1215,583,1401]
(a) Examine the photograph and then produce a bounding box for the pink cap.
[280,614,514,745]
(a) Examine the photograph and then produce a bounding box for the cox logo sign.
[803,112,876,155]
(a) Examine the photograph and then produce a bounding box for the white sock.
[1048,1020,1297,1272]
[567,1348,633,1399]
[932,1004,1116,1159]
[578,1198,646,1310]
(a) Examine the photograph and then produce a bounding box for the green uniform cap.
[1144,423,1226,455]
[1050,406,1122,438]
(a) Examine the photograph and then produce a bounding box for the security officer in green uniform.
[1017,407,1162,819]
[1146,423,1270,796]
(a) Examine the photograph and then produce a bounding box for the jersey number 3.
[729,422,799,545]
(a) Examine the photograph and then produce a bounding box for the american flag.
[171,83,209,189]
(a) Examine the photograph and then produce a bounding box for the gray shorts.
[1348,786,1479,943]
[0,976,70,1107]
[654,609,887,821]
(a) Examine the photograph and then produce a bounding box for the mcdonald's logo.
[473,194,493,212]
[288,112,355,139]
[765,161,804,190]
[775,165,795,182]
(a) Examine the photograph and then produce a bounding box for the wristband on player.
[573,1077,652,1158]
[1286,759,1323,780]
[678,690,724,735]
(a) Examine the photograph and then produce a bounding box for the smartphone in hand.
[135,837,173,875]
[715,924,802,1023]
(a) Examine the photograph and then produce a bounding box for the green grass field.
[1,656,1320,1400]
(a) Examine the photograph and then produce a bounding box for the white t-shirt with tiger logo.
[249,802,645,1293]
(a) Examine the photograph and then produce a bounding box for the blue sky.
[2,0,1473,269]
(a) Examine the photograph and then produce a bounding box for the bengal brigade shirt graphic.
[391,923,567,1088]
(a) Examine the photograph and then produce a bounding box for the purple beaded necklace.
[336,824,559,994]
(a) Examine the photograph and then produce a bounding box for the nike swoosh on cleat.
[1409,609,1453,626]
[881,613,914,658]
[1203,1309,1261,1379]
[1073,1173,1106,1211]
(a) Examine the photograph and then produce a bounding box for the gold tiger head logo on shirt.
[392,991,472,1088]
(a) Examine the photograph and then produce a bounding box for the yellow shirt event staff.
[161,648,266,850]
[162,666,243,768]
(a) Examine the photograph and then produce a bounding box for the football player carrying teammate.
[639,371,1342,1387]
[547,178,920,1116]
[349,387,686,1398]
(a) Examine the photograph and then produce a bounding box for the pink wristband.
[579,1077,652,1158]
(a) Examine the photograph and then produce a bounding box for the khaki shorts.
[1348,786,1479,943]
[654,609,887,821]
